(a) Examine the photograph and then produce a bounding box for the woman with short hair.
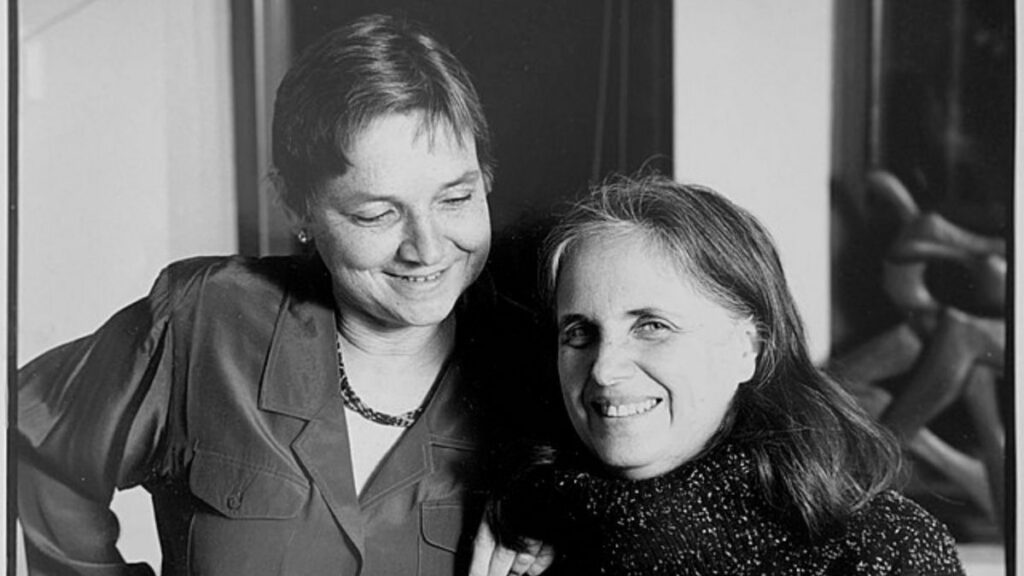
[18,14,548,576]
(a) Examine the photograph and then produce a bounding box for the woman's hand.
[469,517,555,576]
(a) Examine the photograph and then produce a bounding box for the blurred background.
[14,0,1015,573]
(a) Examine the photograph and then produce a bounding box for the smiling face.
[555,232,758,480]
[305,112,491,332]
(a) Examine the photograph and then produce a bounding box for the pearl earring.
[296,229,311,244]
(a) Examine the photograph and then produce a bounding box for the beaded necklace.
[335,332,431,428]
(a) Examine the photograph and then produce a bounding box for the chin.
[393,301,460,328]
[593,441,689,479]
[591,443,652,471]
[600,457,657,479]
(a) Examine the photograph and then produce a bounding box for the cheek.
[660,351,739,416]
[558,364,592,443]
[664,372,737,453]
[694,380,740,414]
[449,204,492,253]
[321,228,397,272]
[557,352,588,407]
[707,338,754,387]
[685,367,741,431]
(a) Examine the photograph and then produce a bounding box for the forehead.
[559,233,680,290]
[322,112,480,200]
[557,233,728,318]
[348,112,475,165]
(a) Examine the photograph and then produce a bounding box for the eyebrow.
[555,307,672,328]
[626,307,665,318]
[442,169,482,189]
[342,170,482,203]
[556,313,590,331]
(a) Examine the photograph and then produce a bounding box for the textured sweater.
[508,444,965,575]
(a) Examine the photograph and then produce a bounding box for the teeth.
[400,272,442,283]
[595,398,660,418]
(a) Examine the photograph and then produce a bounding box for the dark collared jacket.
[18,256,551,575]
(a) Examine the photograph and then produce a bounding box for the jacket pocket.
[421,500,464,553]
[419,499,467,574]
[189,448,308,519]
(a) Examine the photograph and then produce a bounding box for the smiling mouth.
[591,398,662,418]
[394,270,444,283]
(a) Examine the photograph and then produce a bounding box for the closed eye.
[350,209,398,226]
[440,189,475,207]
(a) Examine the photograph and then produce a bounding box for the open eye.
[633,317,674,338]
[560,321,596,349]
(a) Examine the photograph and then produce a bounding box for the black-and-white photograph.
[8,1,1016,574]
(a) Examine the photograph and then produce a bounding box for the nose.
[590,339,635,387]
[398,212,443,265]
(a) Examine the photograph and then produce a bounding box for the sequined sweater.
[507,444,965,575]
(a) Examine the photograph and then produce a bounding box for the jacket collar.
[254,257,490,559]
[257,288,337,419]
[255,259,367,556]
[258,256,496,435]
[257,255,336,419]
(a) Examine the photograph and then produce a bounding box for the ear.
[730,318,760,384]
[282,203,309,234]
[272,173,312,236]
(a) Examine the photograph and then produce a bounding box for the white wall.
[673,0,833,361]
[18,0,237,570]
[19,0,237,363]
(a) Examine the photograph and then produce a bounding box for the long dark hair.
[542,173,902,539]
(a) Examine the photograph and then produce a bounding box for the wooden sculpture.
[829,170,1006,529]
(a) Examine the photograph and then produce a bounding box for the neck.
[334,313,456,414]
[335,313,456,359]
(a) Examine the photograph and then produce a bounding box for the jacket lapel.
[254,263,492,560]
[358,352,482,507]
[357,412,430,507]
[355,360,466,507]
[292,397,365,555]
[258,286,366,559]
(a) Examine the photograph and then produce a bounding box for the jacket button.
[226,493,242,510]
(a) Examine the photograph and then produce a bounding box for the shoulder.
[160,255,310,296]
[156,255,323,315]
[847,491,955,546]
[831,491,964,575]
